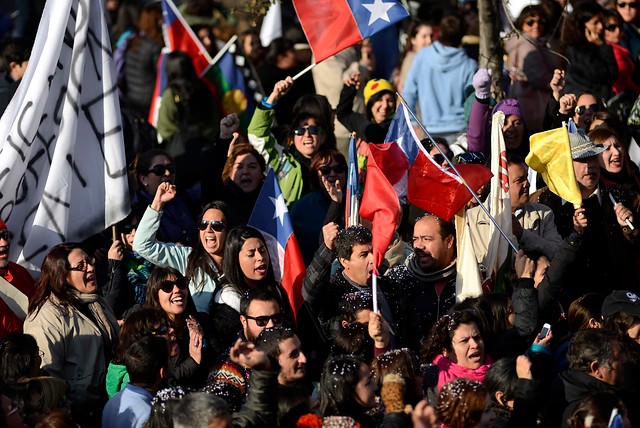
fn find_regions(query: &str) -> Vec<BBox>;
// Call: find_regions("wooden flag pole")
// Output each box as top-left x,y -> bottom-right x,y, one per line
397,93 -> 519,253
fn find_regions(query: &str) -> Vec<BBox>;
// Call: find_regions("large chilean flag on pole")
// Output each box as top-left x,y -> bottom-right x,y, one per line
292,0 -> 409,63
249,169 -> 306,319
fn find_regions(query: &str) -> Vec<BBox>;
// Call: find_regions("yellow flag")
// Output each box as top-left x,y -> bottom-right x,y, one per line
526,126 -> 582,208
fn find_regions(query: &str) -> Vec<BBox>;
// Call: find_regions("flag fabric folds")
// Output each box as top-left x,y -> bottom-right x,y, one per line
482,112 -> 515,293
345,133 -> 360,227
292,0 -> 409,63
359,142 -> 406,274
260,0 -> 283,48
526,125 -> 582,208
249,169 -> 306,319
390,103 -> 493,221
455,211 -> 483,301
0,0 -> 129,273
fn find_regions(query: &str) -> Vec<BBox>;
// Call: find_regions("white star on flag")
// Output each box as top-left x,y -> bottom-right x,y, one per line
270,194 -> 288,226
362,0 -> 395,25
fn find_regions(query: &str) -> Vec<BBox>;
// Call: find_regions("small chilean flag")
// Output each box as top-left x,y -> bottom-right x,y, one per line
292,0 -> 409,63
248,169 -> 306,320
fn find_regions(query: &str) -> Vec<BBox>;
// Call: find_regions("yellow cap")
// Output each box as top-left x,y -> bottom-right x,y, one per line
363,79 -> 395,105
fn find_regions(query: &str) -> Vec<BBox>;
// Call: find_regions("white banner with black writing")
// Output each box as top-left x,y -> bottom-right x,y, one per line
0,0 -> 129,273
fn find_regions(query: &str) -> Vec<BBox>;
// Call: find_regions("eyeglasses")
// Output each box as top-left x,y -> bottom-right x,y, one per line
244,313 -> 283,327
67,257 -> 96,272
605,23 -> 623,31
575,103 -> 601,115
0,230 -> 13,241
146,164 -> 176,176
159,277 -> 190,293
198,219 -> 226,232
525,18 -> 545,26
319,164 -> 346,175
292,126 -> 323,136
149,324 -> 168,336
432,154 -> 451,165
617,1 -> 638,8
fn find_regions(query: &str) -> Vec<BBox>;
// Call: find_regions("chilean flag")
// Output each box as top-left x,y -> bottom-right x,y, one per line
359,103 -> 492,272
292,0 -> 409,63
249,169 -> 306,319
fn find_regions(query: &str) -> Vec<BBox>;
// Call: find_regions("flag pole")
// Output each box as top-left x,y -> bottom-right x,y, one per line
292,62 -> 316,81
200,34 -> 238,78
372,273 -> 379,314
396,93 -> 519,253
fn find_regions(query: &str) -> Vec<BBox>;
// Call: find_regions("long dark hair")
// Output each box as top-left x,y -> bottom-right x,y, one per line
319,354 -> 371,422
28,243 -> 84,316
112,307 -> 167,364
562,2 -> 603,47
164,50 -> 213,124
0,333 -> 39,383
222,226 -> 276,295
145,267 -> 197,337
186,201 -> 231,291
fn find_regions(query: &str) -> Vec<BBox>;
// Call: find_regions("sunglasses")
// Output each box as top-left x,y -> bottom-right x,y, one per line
432,154 -> 452,165
198,219 -> 226,232
575,103 -> 601,115
605,23 -> 623,31
67,257 -> 96,272
146,164 -> 176,176
617,1 -> 638,8
319,164 -> 346,175
149,324 -> 168,336
159,277 -> 190,293
292,126 -> 323,136
244,313 -> 283,327
0,230 -> 13,241
525,18 -> 545,26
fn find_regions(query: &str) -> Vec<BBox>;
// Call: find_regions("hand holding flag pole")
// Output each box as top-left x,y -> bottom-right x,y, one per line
609,193 -> 635,230
396,93 -> 519,253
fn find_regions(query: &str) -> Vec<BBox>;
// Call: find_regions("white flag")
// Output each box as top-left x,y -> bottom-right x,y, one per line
0,0 -> 129,273
260,0 -> 282,48
483,112 -> 516,289
455,209 -> 482,301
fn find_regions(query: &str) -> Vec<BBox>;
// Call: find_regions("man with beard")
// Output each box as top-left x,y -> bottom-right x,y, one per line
204,288 -> 284,412
468,154 -> 562,266
385,214 -> 456,352
535,129 -> 640,305
0,219 -> 35,337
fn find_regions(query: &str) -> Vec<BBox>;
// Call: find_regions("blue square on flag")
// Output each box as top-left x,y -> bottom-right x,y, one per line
348,0 -> 409,39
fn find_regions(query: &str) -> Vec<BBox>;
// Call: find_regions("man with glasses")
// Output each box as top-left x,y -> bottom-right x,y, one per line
204,288 -> 285,411
0,219 -> 35,338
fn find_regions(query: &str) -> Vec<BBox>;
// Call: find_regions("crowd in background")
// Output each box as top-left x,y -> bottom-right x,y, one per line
2,0 -> 640,426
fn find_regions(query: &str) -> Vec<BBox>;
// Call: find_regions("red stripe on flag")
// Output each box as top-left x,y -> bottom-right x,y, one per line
292,0 -> 362,62
282,235 -> 306,321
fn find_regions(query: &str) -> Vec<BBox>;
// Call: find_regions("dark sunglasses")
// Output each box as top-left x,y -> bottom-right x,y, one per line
432,153 -> 452,165
617,1 -> 638,8
525,18 -> 545,26
149,324 -> 168,336
198,219 -> 226,232
67,257 -> 96,272
0,230 -> 13,241
319,164 -> 346,175
244,313 -> 283,327
605,23 -> 623,31
575,103 -> 601,115
159,277 -> 190,293
292,126 -> 323,136
146,164 -> 176,176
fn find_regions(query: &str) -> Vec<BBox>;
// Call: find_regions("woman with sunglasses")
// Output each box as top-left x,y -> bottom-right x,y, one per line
614,0 -> 640,60
248,77 -> 329,206
23,243 -> 119,426
134,181 -> 232,314
561,2 -> 618,102
603,9 -> 640,97
505,5 -> 560,132
144,266 -> 211,388
290,149 -> 347,265
132,149 -> 198,246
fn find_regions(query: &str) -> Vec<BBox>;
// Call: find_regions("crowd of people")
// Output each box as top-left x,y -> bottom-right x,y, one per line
2,0 -> 640,427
